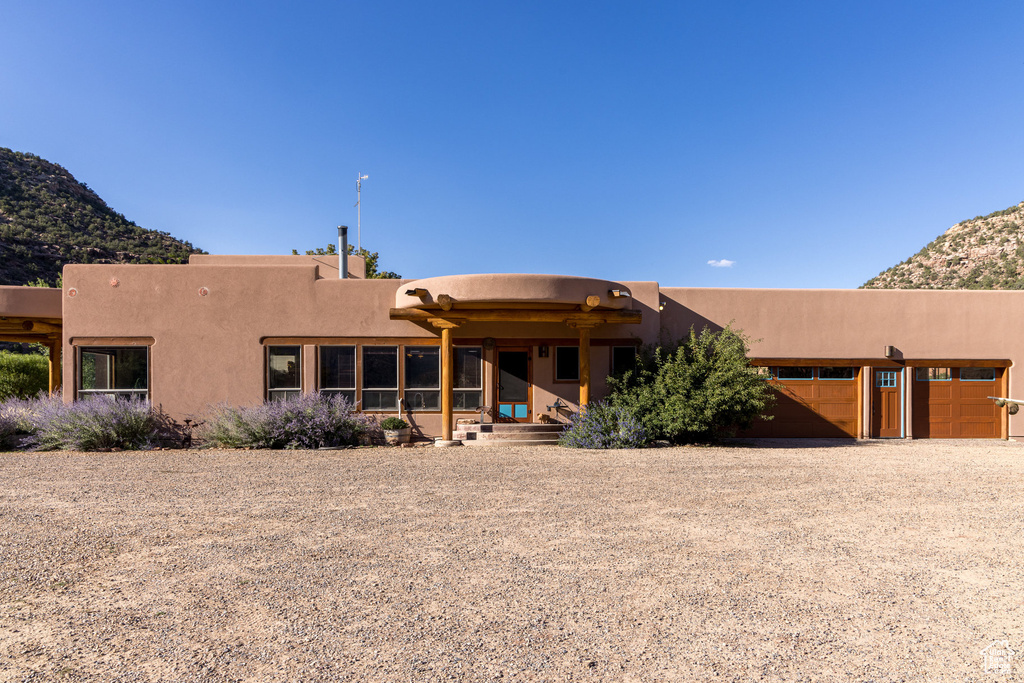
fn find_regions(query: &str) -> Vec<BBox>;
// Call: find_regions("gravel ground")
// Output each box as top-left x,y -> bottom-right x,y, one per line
2,439 -> 1024,682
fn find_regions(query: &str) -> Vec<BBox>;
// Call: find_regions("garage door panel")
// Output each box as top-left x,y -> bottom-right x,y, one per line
960,422 -> 997,437
818,384 -> 855,399
819,402 -> 856,419
960,384 -> 995,400
960,403 -> 997,418
912,367 -> 1002,439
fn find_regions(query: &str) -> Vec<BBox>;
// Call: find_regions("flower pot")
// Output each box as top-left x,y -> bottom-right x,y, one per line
384,427 -> 411,445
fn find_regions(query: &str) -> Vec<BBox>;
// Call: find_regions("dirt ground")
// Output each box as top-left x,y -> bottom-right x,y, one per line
2,440 -> 1023,682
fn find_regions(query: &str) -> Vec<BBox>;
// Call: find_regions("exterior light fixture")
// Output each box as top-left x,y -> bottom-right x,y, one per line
884,345 -> 895,359
659,301 -> 666,311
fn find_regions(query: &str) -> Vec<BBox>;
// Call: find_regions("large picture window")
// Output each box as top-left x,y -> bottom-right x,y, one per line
319,346 -> 356,404
267,346 -> 301,401
555,346 -> 580,382
362,346 -> 399,411
454,346 -> 483,410
78,347 -> 149,400
404,346 -> 440,411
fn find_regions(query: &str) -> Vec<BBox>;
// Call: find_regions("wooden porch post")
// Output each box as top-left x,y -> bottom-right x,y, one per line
47,337 -> 61,395
575,324 -> 595,408
430,319 -> 460,441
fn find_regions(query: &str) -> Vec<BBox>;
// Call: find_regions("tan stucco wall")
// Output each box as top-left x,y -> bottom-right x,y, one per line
58,259 -> 1024,439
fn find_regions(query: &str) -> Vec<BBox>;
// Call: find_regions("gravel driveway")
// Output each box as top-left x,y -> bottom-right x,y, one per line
2,440 -> 1023,681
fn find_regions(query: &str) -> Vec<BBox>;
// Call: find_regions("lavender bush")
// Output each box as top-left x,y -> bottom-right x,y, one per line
558,401 -> 647,449
0,402 -> 20,449
19,394 -> 158,451
202,393 -> 370,449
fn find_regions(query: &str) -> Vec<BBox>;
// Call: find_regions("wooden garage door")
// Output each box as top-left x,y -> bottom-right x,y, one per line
743,366 -> 859,438
912,367 -> 1002,438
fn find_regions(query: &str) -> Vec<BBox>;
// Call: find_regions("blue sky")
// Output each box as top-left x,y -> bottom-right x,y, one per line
3,1 -> 1023,287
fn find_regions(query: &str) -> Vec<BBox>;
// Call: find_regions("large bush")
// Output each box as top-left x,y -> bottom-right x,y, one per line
0,350 -> 49,401
558,401 -> 647,449
606,326 -> 775,443
13,394 -> 159,451
203,392 -> 370,449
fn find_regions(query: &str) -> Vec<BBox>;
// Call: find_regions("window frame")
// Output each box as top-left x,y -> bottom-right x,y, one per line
77,345 -> 150,401
403,345 -> 441,412
959,367 -> 996,382
267,345 -> 302,402
454,345 -> 483,411
817,366 -> 857,380
361,345 -> 400,412
774,366 -> 814,381
611,345 -> 638,377
554,345 -> 580,382
318,345 -> 357,404
915,367 -> 952,382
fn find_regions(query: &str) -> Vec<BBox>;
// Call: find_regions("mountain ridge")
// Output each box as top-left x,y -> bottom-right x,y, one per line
0,147 -> 203,286
862,201 -> 1024,289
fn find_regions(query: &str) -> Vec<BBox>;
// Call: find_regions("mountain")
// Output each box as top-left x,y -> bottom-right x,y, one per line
862,202 -> 1024,289
0,148 -> 203,286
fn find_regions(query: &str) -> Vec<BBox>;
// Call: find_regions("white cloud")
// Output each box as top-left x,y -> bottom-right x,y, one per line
707,259 -> 735,268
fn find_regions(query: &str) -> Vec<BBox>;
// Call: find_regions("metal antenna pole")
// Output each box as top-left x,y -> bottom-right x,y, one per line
356,173 -> 368,252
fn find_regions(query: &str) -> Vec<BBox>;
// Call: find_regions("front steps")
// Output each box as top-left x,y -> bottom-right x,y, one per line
453,422 -> 564,446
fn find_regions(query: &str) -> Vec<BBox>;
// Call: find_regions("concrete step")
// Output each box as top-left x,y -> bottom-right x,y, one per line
462,437 -> 560,447
458,423 -> 564,434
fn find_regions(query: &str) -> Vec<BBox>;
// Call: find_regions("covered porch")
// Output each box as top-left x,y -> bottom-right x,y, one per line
0,285 -> 64,394
389,274 -> 642,441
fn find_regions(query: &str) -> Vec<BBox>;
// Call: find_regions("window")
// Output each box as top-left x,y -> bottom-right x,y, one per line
775,367 -> 813,380
611,346 -> 637,376
454,346 -> 483,410
960,367 -> 996,381
555,346 -> 579,381
267,346 -> 301,401
915,367 -> 951,381
404,346 -> 440,411
362,346 -> 399,410
319,346 -> 356,404
818,366 -> 856,380
875,371 -> 898,388
78,347 -> 149,400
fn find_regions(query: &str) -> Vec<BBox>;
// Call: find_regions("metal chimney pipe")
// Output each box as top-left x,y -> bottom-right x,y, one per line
338,225 -> 348,279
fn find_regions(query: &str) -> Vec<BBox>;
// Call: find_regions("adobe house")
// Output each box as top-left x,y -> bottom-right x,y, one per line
1,251 -> 1020,441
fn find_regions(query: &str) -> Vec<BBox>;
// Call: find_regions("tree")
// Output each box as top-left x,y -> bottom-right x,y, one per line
291,244 -> 400,279
606,325 -> 776,443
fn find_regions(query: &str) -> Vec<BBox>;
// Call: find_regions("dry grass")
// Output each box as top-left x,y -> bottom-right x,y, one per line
2,440 -> 1023,681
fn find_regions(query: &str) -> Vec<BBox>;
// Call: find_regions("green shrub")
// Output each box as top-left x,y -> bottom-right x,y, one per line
0,350 -> 49,401
606,326 -> 776,444
380,417 -> 409,430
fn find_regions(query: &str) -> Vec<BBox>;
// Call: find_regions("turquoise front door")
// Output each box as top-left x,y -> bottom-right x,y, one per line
496,348 -> 531,422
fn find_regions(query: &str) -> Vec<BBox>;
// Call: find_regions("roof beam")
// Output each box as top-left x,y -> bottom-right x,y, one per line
389,308 -> 642,325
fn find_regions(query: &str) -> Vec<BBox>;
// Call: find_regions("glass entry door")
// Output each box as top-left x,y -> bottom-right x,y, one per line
496,348 -> 531,422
